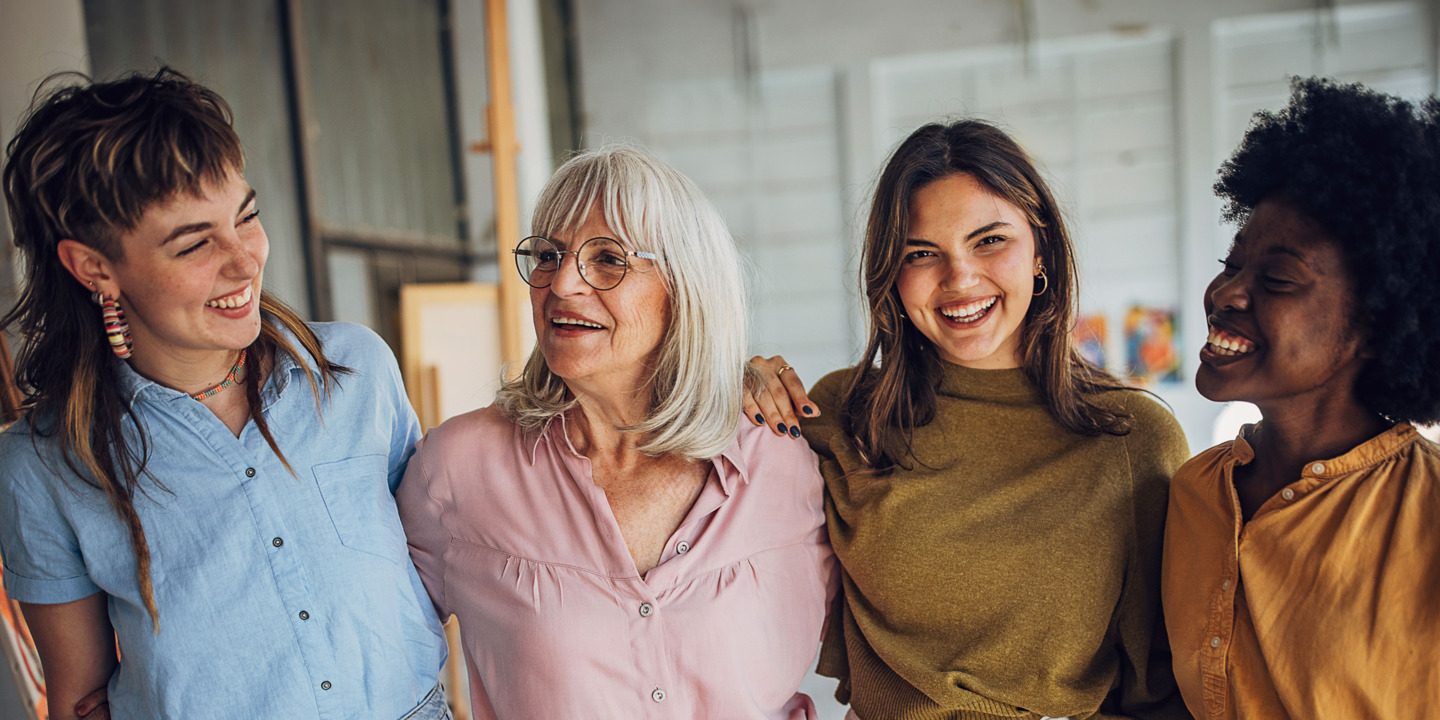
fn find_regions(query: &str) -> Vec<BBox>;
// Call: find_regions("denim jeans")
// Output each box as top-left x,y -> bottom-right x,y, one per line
399,684 -> 453,720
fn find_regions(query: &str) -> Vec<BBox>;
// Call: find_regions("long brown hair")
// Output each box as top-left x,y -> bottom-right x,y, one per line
841,120 -> 1133,472
1,68 -> 346,631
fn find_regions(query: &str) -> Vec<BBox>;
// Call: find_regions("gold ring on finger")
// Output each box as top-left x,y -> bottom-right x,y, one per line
777,364 -> 794,377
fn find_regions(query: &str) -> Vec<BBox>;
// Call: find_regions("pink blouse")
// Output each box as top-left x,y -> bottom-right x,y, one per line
396,406 -> 836,719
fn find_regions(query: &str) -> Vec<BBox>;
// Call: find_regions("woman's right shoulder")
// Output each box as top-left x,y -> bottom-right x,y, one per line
809,367 -> 858,415
800,367 -> 859,461
0,420 -> 70,496
1171,440 -> 1238,493
414,405 -> 531,475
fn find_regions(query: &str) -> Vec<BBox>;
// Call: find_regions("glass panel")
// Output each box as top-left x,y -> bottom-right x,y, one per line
328,248 -> 377,329
299,0 -> 462,245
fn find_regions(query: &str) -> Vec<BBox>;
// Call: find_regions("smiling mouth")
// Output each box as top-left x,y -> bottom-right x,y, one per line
551,316 -> 605,330
939,297 -> 996,325
1205,326 -> 1256,356
205,285 -> 253,309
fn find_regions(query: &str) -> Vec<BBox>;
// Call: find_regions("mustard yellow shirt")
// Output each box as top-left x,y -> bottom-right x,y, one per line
1162,422 -> 1440,719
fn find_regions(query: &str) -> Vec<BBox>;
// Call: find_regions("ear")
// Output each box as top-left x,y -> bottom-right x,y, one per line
56,239 -> 119,297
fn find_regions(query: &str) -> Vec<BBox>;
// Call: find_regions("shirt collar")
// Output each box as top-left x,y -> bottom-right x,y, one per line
1230,420 -> 1419,476
526,411 -> 752,496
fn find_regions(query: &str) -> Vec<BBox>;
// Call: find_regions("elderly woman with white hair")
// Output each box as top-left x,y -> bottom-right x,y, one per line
395,146 -> 836,718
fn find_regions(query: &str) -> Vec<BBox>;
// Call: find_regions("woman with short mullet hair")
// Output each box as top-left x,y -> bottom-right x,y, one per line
395,145 -> 835,719
0,69 -> 449,719
750,120 -> 1190,719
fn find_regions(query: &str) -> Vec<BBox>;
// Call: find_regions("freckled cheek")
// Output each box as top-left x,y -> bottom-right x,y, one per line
992,255 -> 1033,296
895,267 -> 935,314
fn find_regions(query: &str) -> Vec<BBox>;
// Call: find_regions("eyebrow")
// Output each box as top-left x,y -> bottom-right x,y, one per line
904,221 -> 1013,246
160,188 -> 257,246
1264,244 -> 1315,268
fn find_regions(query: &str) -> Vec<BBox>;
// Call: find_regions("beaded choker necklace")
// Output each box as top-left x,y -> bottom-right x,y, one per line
191,349 -> 248,401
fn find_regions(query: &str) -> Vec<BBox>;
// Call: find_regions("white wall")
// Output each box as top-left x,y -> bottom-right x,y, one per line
570,0 -> 1433,453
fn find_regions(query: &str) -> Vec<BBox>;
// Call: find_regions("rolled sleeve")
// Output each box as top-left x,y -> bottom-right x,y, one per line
0,449 -> 99,604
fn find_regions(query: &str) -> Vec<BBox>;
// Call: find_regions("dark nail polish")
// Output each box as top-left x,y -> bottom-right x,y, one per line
802,405 -> 815,415
776,422 -> 787,434
754,413 -> 764,424
789,425 -> 801,438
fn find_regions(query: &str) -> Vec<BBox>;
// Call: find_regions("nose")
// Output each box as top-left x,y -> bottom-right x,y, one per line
939,254 -> 977,291
1206,270 -> 1250,313
548,251 -> 591,296
219,225 -> 265,279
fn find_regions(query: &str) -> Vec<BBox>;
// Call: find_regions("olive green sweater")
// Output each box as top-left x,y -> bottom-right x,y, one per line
803,363 -> 1191,720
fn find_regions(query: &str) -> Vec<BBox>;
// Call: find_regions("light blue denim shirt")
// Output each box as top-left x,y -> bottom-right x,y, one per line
0,322 -> 446,719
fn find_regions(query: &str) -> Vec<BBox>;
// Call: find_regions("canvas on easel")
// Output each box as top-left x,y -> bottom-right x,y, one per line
399,282 -> 508,432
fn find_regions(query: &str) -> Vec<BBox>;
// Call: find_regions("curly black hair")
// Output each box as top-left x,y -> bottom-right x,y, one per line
1215,77 -> 1440,425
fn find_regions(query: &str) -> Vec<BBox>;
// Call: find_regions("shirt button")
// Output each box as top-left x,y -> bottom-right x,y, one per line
676,540 -> 690,554
1221,579 -> 1231,592
651,688 -> 666,703
1310,462 -> 1325,474
639,603 -> 653,617
272,537 -> 284,547
299,611 -> 309,620
1210,636 -> 1222,648
321,681 -> 331,690
245,467 -> 256,478
1281,488 -> 1296,501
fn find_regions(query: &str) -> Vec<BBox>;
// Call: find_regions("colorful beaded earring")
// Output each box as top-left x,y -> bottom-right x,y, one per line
93,291 -> 133,359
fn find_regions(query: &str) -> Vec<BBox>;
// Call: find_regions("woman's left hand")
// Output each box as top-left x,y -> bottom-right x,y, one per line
744,355 -> 818,438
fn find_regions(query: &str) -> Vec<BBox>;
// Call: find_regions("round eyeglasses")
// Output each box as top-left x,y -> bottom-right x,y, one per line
511,236 -> 661,291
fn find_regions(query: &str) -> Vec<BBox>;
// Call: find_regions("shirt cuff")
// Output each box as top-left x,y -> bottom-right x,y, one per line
3,567 -> 101,604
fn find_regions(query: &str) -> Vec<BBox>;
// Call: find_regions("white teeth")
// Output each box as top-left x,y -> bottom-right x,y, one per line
206,285 -> 253,309
940,297 -> 997,322
553,316 -> 604,329
1206,329 -> 1254,356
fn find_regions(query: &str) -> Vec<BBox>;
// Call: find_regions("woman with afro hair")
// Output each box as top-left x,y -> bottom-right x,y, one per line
1162,77 -> 1440,719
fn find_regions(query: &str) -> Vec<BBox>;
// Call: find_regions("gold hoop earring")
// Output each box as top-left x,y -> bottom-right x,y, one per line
1033,269 -> 1048,297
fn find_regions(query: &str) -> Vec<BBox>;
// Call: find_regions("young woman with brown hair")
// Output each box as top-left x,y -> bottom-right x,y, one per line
0,69 -> 448,719
750,120 -> 1189,719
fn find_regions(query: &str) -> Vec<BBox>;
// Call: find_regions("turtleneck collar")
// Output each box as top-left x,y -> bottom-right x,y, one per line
935,360 -> 1041,402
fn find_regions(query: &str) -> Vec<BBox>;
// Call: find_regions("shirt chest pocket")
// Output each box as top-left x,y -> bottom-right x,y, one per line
311,455 -> 407,564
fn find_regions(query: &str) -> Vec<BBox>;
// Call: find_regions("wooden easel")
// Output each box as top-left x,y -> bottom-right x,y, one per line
433,2 -> 527,718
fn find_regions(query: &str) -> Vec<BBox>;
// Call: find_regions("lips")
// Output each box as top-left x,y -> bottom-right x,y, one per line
548,311 -> 606,331
938,297 -> 997,325
1200,317 -> 1258,364
205,285 -> 253,309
